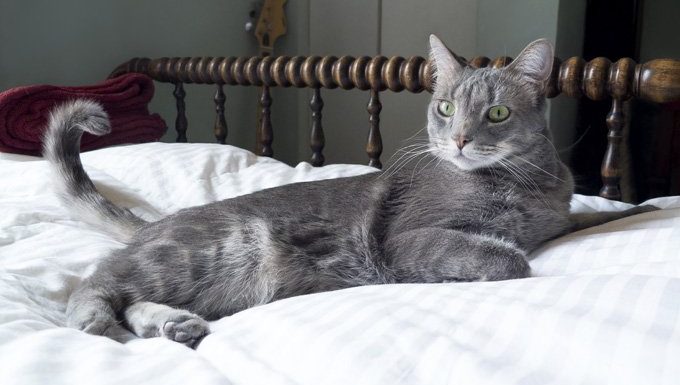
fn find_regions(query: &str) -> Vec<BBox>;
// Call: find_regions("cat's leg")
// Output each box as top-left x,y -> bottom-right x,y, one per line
67,250 -> 211,347
122,302 -> 210,348
387,228 -> 530,283
569,205 -> 659,232
66,284 -> 120,336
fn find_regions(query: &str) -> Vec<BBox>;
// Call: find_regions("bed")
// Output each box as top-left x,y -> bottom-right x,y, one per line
1,50 -> 680,385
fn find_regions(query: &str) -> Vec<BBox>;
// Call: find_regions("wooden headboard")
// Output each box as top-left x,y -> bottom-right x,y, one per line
108,54 -> 680,201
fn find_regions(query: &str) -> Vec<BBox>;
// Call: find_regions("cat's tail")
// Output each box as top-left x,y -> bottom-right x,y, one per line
43,99 -> 146,241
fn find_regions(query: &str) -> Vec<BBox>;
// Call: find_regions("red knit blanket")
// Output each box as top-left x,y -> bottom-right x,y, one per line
0,74 -> 167,155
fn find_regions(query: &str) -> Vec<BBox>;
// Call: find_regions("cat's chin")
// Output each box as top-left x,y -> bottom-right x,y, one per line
432,147 -> 505,171
450,158 -> 478,171
445,154 -> 495,171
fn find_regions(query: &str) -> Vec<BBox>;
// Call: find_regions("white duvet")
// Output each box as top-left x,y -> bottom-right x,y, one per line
1,143 -> 678,385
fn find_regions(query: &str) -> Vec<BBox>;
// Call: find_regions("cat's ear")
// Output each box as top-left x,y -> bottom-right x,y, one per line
429,34 -> 466,89
505,39 -> 554,84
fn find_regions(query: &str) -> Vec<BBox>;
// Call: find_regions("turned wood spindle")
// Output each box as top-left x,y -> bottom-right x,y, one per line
257,85 -> 273,157
309,87 -> 325,166
599,98 -> 625,200
213,84 -> 227,144
366,89 -> 383,169
173,82 -> 188,142
600,97 -> 626,200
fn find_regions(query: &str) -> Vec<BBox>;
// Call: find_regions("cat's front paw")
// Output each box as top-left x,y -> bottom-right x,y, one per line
632,205 -> 660,214
161,313 -> 210,348
441,277 -> 477,283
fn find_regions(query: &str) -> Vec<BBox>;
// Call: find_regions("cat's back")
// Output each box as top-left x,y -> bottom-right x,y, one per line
134,171 -> 391,243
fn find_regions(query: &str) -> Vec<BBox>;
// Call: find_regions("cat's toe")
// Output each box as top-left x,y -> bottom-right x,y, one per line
161,314 -> 210,348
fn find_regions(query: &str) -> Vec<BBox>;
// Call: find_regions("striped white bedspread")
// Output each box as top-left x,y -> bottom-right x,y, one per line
1,143 -> 678,385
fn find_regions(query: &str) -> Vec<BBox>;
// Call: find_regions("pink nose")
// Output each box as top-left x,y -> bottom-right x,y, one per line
455,136 -> 472,149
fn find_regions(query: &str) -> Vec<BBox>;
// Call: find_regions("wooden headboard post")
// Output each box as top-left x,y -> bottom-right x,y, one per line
172,82 -> 188,143
108,55 -> 680,200
213,84 -> 227,144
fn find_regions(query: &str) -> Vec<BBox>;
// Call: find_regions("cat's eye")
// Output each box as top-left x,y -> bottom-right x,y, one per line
488,105 -> 510,122
437,100 -> 455,117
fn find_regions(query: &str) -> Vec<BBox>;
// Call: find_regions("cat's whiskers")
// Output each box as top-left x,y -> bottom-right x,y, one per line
381,126 -> 431,169
402,126 -> 428,142
381,132 -> 454,180
534,132 -> 560,157
384,151 -> 433,180
392,143 -> 432,153
501,158 -> 543,193
512,154 -> 564,182
409,153 -> 440,187
380,146 -> 435,179
497,159 -> 542,204
497,158 -> 554,210
382,142 -> 431,170
495,141 -> 560,186
495,155 -> 535,192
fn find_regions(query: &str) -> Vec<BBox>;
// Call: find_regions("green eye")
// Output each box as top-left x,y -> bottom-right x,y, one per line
488,105 -> 510,122
437,100 -> 455,117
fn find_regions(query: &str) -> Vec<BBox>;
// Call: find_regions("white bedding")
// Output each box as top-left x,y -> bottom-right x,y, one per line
1,142 -> 678,385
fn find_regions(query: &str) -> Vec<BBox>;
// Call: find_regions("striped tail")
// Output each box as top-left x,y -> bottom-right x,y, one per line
42,99 -> 145,241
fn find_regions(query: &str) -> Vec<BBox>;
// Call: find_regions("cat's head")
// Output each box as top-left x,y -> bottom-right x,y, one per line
427,35 -> 554,170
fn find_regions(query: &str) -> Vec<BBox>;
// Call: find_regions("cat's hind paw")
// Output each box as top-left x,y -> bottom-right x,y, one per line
161,313 -> 210,348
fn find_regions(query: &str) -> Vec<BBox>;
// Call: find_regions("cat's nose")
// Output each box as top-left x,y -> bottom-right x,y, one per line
454,136 -> 473,149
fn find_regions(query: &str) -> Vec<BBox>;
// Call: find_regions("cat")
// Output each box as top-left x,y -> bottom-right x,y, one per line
45,36 -> 652,348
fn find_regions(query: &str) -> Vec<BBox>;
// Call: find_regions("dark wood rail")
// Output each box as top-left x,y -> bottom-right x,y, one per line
109,55 -> 680,101
109,55 -> 680,201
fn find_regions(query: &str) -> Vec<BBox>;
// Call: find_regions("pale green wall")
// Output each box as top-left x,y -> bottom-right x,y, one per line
0,0 -> 301,161
302,0 -> 585,165
380,0 -> 478,168
639,0 -> 680,62
477,0 -> 586,162
304,0 -> 478,166
0,0 -> 592,167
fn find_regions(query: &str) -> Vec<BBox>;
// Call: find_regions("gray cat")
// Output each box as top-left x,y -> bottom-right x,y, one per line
44,36 -> 650,348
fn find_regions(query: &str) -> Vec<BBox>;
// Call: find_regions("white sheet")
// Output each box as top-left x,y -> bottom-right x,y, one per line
1,143 -> 678,385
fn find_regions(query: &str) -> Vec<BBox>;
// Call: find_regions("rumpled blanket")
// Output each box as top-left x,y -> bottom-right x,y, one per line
0,73 -> 166,155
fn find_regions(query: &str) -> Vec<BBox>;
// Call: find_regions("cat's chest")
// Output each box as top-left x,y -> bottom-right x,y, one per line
440,177 -> 521,222
393,172 -> 523,230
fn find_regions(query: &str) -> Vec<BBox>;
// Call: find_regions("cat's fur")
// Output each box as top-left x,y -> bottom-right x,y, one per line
46,36 -> 649,348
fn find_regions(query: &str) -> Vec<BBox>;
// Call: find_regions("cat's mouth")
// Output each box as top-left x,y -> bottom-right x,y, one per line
433,144 -> 505,171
